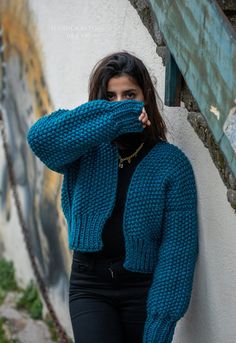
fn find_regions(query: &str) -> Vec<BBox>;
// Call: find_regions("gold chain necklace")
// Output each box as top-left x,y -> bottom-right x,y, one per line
118,142 -> 145,168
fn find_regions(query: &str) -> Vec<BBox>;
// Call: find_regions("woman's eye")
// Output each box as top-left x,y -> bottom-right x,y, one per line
106,94 -> 114,100
127,93 -> 135,98
106,93 -> 135,100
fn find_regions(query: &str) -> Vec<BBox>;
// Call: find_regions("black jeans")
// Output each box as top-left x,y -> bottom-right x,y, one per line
69,251 -> 153,343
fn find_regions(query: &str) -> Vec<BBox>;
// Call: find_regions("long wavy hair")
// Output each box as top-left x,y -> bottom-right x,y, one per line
88,50 -> 167,144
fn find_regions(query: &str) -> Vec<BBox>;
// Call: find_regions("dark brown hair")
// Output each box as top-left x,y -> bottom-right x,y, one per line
88,50 -> 167,144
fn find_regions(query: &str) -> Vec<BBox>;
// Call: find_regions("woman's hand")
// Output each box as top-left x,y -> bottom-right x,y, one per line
139,107 -> 151,128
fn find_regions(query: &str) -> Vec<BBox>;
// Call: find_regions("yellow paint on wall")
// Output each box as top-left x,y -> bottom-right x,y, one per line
0,0 -> 71,275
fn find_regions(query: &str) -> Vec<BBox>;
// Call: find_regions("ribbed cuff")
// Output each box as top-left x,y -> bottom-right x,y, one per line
143,315 -> 177,343
109,100 -> 144,135
69,213 -> 106,251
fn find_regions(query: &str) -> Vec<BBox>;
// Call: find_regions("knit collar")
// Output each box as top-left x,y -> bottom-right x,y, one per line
112,131 -> 146,153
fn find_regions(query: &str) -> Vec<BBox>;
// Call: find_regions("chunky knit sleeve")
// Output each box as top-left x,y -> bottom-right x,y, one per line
26,99 -> 144,173
143,151 -> 199,343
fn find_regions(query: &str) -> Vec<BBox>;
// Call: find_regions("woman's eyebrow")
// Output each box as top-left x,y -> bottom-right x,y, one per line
107,89 -> 137,93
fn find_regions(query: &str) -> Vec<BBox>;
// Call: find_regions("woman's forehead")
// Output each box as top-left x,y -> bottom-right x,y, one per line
107,75 -> 139,90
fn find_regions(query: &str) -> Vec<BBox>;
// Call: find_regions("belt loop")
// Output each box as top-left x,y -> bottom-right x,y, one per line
108,262 -> 115,278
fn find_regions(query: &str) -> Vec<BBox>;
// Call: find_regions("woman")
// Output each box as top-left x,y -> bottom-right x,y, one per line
27,51 -> 199,343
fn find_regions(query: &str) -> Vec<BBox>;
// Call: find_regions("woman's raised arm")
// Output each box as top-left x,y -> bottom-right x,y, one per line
26,99 -> 144,173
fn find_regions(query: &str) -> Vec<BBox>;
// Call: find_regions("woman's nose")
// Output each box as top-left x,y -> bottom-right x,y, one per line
117,96 -> 125,101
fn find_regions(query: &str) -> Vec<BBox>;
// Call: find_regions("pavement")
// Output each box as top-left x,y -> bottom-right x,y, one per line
0,291 -> 56,343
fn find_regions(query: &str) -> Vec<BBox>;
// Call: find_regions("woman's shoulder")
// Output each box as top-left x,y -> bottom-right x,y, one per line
152,140 -> 195,173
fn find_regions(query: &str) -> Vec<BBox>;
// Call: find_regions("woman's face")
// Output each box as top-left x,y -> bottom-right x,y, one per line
107,75 -> 147,150
106,75 -> 145,102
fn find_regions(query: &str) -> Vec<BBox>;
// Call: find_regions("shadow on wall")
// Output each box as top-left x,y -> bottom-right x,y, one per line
0,0 -> 71,294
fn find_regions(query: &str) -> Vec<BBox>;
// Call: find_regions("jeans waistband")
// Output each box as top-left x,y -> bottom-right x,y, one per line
73,250 -> 125,269
72,250 -> 153,280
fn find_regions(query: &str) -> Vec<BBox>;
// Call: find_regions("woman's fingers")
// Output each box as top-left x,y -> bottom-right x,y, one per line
139,108 -> 151,127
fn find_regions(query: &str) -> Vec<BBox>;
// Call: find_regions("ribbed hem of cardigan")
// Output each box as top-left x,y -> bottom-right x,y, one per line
143,315 -> 177,343
123,236 -> 159,272
110,100 -> 144,135
69,213 -> 107,251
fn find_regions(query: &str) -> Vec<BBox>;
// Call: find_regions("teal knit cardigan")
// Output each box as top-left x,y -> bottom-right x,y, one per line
27,99 -> 199,343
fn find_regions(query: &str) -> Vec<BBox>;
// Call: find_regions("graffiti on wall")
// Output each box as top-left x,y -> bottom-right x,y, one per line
0,0 -> 71,296
223,100 -> 236,155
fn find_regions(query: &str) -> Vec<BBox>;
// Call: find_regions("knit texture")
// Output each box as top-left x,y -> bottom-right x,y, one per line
27,99 -> 199,343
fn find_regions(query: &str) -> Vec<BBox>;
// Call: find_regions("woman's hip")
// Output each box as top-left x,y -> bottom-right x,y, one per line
69,250 -> 153,300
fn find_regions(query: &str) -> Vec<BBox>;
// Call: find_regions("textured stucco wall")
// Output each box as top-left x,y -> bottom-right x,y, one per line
0,0 -> 236,342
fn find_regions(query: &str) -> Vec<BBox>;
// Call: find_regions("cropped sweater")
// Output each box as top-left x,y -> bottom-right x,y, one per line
84,132 -> 157,259
26,99 -> 199,343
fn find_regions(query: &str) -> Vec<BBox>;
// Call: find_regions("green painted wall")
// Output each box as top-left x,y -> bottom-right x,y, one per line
149,0 -> 236,177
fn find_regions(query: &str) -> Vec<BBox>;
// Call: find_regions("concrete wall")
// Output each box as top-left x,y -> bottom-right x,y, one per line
0,0 -> 236,342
